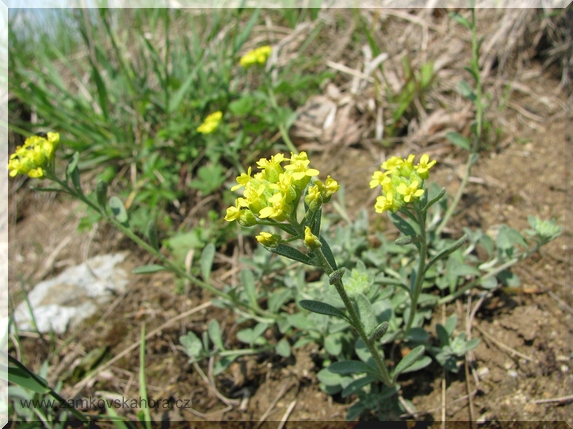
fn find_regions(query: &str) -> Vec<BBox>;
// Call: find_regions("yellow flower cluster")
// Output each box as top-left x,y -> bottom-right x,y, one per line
370,154 -> 436,214
239,46 -> 272,68
7,132 -> 60,179
197,111 -> 222,134
225,152 -> 339,227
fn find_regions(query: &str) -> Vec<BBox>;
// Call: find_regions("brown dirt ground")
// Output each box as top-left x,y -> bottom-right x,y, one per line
7,9 -> 573,427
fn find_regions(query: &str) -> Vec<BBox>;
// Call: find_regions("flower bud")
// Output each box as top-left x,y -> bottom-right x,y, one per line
304,226 -> 322,250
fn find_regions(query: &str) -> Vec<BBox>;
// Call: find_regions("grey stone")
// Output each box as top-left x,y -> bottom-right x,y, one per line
13,253 -> 129,334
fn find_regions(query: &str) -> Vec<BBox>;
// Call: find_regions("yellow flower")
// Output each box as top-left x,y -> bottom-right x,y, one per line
381,156 -> 403,173
240,45 -> 272,68
259,192 -> 289,221
304,226 -> 321,250
284,151 -> 319,181
225,200 -> 242,222
369,170 -> 391,189
374,192 -> 395,213
257,153 -> 286,183
197,111 -> 223,134
7,132 -> 60,179
415,154 -> 436,179
231,167 -> 253,191
396,180 -> 424,203
256,231 -> 281,248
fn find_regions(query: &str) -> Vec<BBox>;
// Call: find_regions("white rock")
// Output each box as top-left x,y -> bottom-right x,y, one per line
12,253 -> 129,334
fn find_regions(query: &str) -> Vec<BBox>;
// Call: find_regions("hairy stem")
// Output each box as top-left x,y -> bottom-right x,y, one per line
312,247 -> 394,387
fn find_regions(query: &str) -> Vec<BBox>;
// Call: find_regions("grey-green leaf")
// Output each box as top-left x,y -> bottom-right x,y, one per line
355,293 -> 377,335
208,319 -> 224,351
132,264 -> 167,274
109,196 -> 128,225
180,332 -> 203,358
341,375 -> 376,398
328,360 -> 379,377
392,345 -> 425,381
96,180 -> 108,209
270,244 -> 313,265
275,339 -> 291,358
200,243 -> 215,281
298,300 -> 348,321
446,131 -> 471,150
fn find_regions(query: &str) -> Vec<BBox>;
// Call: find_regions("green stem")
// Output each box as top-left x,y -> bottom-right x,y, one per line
312,248 -> 394,387
402,207 -> 428,336
47,175 -> 276,321
8,355 -> 89,423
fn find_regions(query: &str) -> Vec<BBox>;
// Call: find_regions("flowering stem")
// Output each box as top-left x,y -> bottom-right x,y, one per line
402,207 -> 428,337
312,246 -> 394,387
47,174 -> 276,320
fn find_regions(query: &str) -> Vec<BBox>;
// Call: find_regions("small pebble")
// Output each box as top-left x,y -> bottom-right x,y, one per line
504,361 -> 513,370
560,365 -> 569,373
477,367 -> 490,378
507,369 -> 518,378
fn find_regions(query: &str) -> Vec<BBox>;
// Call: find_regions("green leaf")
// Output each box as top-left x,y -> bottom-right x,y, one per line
497,225 -> 528,250
328,360 -> 379,376
389,212 -> 417,237
96,180 -> 108,209
213,356 -> 237,376
268,288 -> 291,313
270,244 -> 313,265
451,264 -> 480,277
449,12 -> 471,29
109,196 -> 129,225
145,220 -> 159,250
480,276 -> 498,289
341,374 -> 376,398
298,300 -> 348,321
392,345 -> 425,381
66,152 -> 82,192
446,131 -> 471,150
498,270 -> 520,287
400,356 -> 432,374
355,293 -> 377,335
132,265 -> 167,274
320,236 -> 338,270
208,320 -> 224,351
436,324 -> 450,347
233,8 -> 260,53
229,96 -> 255,116
240,269 -> 259,309
324,333 -> 343,356
180,332 -> 203,358
275,339 -> 291,358
317,368 -> 343,386
404,327 -> 428,343
422,187 -> 446,211
445,314 -> 457,336
8,366 -> 49,394
458,80 -> 476,101
426,235 -> 468,271
200,243 -> 215,281
346,401 -> 367,421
